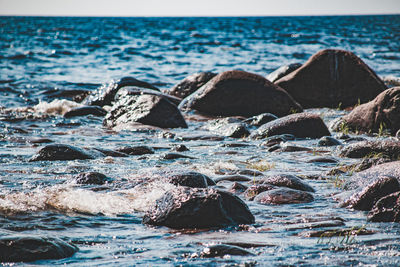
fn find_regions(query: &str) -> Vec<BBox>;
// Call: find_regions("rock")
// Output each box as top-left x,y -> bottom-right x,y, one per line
261,134 -> 295,147
29,144 -> 98,161
73,172 -> 113,185
176,133 -> 225,141
333,87 -> 400,135
162,152 -> 196,160
179,70 -> 303,117
103,94 -> 187,129
214,175 -> 251,183
242,113 -> 278,127
204,117 -> 250,138
266,63 -> 302,82
84,76 -> 159,106
341,176 -> 400,211
244,184 -> 276,200
250,113 -> 330,139
142,187 -> 255,229
171,144 -> 189,152
229,182 -> 248,194
201,244 -> 254,258
275,49 -> 387,108
307,157 -> 338,164
168,72 -> 217,99
254,188 -> 314,205
118,86 -> 182,106
0,235 -> 78,262
368,191 -> 400,222
273,144 -> 312,152
339,140 -> 400,159
261,174 -> 315,192
92,148 -> 129,157
63,105 -> 107,118
166,172 -> 209,188
115,145 -> 155,155
318,136 -> 342,146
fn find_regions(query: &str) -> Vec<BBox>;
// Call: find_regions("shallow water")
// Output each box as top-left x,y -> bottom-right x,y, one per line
1,16 -> 400,266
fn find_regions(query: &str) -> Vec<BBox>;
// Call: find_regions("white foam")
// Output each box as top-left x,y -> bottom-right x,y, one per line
33,99 -> 82,115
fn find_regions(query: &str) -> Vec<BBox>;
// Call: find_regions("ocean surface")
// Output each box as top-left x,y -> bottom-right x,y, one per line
1,15 -> 400,266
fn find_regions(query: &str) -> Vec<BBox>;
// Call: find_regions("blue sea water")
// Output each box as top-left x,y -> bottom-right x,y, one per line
0,15 -> 400,266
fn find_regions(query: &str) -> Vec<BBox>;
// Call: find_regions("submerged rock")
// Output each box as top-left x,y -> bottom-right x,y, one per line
318,136 -> 342,146
84,76 -> 159,106
168,72 -> 217,99
332,87 -> 400,135
143,187 -> 255,229
254,187 -> 314,205
166,171 -> 209,188
162,152 -> 196,160
179,70 -> 303,117
63,105 -> 107,118
261,174 -> 315,192
0,235 -> 78,262
201,244 -> 254,258
115,145 -> 155,155
368,191 -> 400,222
275,49 -> 386,108
266,63 -> 302,83
29,144 -> 98,161
204,117 -> 250,138
250,113 -> 330,139
242,113 -> 278,127
104,94 -> 187,129
73,172 -> 113,185
339,140 -> 400,159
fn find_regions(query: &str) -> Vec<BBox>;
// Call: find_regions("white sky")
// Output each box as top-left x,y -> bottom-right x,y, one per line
0,0 -> 399,16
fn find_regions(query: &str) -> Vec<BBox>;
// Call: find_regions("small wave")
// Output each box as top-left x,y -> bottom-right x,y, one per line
32,99 -> 82,115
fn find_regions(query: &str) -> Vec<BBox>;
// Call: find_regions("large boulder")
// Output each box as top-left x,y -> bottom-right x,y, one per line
143,187 -> 255,229
179,70 -> 303,117
250,113 -> 330,139
368,191 -> 400,222
103,93 -> 187,129
339,140 -> 400,160
0,235 -> 78,262
333,87 -> 400,135
84,76 -> 159,106
266,63 -> 302,83
168,72 -> 217,99
275,49 -> 387,108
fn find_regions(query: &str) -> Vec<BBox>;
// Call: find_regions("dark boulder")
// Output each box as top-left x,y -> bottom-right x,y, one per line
166,171 -> 209,188
201,244 -> 254,257
339,140 -> 400,160
171,144 -> 189,152
275,49 -> 387,108
244,184 -> 276,200
0,235 -> 78,262
118,86 -> 182,106
204,117 -> 250,138
318,136 -> 342,146
254,188 -> 314,205
179,70 -> 303,117
29,144 -> 98,161
168,72 -> 217,99
368,191 -> 400,222
162,152 -> 196,160
332,87 -> 400,135
266,63 -> 302,82
261,174 -> 315,192
341,176 -> 400,211
84,76 -> 159,106
143,187 -> 255,229
73,172 -> 113,185
115,145 -> 155,155
63,105 -> 107,118
103,94 -> 187,129
242,113 -> 278,127
250,113 -> 330,139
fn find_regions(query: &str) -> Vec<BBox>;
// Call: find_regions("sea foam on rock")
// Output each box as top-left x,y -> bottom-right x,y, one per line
143,187 -> 255,229
275,49 -> 387,108
179,70 -> 303,117
250,112 -> 330,139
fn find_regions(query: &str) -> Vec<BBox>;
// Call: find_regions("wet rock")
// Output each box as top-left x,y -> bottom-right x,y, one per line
318,136 -> 342,146
117,86 -> 182,106
368,191 -> 400,222
166,172 -> 209,188
179,70 -> 303,117
254,188 -> 314,205
93,148 -> 128,157
244,184 -> 276,200
229,182 -> 248,194
29,144 -> 98,161
250,113 -> 330,139
261,174 -> 315,192
73,172 -> 113,185
267,63 -> 302,83
143,187 -> 255,229
29,138 -> 54,144
332,87 -> 400,135
237,169 -> 264,176
274,144 -> 312,152
176,133 -> 225,141
299,227 -> 373,238
115,145 -> 155,155
341,176 -> 400,211
201,244 -> 254,258
261,134 -> 295,147
214,175 -> 251,183
275,49 -> 387,108
0,235 -> 78,262
307,157 -> 338,164
162,152 -> 196,160
168,72 -> 217,99
171,144 -> 189,152
242,113 -> 278,127
41,88 -> 91,103
84,76 -> 159,106
339,140 -> 400,160
63,105 -> 107,118
104,94 -> 187,129
204,117 -> 250,138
